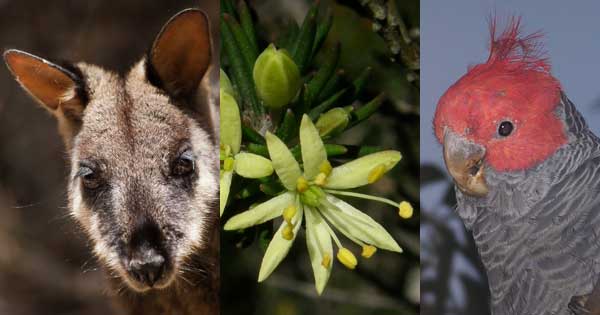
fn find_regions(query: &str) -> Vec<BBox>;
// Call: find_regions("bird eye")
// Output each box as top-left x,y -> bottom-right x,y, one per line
498,121 -> 514,137
172,150 -> 195,177
78,166 -> 102,190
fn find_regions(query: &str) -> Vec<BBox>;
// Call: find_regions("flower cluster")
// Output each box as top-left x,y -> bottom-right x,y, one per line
220,0 -> 414,294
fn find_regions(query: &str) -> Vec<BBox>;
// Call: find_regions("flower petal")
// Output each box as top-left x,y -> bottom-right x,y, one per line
234,152 -> 274,178
266,132 -> 302,191
224,192 -> 295,230
300,115 -> 327,180
304,206 -> 333,295
320,195 -> 402,252
220,68 -> 234,96
220,90 -> 242,154
219,170 -> 233,216
325,150 -> 401,189
258,202 -> 304,282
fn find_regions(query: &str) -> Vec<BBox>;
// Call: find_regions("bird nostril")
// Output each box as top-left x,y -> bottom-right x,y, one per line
468,160 -> 482,177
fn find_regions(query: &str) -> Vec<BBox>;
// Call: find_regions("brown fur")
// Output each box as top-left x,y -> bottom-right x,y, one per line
4,9 -> 218,315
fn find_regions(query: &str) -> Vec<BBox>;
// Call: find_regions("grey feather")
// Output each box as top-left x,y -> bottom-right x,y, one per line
456,93 -> 600,315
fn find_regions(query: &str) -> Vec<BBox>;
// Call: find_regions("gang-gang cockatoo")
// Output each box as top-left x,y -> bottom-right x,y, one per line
433,17 -> 600,315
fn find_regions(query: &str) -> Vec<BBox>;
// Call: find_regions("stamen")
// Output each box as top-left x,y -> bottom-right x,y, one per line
325,189 -> 399,208
367,164 -> 386,184
296,176 -> 309,193
361,245 -> 377,258
337,248 -> 357,269
321,254 -> 331,268
319,160 -> 332,176
314,172 -> 328,186
398,201 -> 414,219
282,224 -> 294,240
223,157 -> 235,172
222,144 -> 232,158
322,218 -> 342,248
282,205 -> 297,224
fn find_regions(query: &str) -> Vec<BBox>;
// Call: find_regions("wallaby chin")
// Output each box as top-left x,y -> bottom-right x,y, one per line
5,8 -> 218,315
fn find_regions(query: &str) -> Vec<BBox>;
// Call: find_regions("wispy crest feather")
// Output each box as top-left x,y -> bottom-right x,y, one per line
487,15 -> 550,72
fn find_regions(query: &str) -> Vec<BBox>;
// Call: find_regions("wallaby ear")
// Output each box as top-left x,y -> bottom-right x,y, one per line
147,9 -> 211,98
4,49 -> 88,145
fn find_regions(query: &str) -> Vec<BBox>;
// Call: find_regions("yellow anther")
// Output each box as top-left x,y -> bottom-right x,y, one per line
367,164 -> 386,184
321,254 -> 331,268
336,248 -> 357,270
282,224 -> 294,240
398,201 -> 414,219
319,160 -> 333,176
282,205 -> 297,223
361,245 -> 377,258
296,176 -> 309,192
222,144 -> 232,157
314,172 -> 328,186
223,157 -> 235,172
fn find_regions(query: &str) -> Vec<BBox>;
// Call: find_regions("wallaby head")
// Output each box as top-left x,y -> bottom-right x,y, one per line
4,8 -> 218,294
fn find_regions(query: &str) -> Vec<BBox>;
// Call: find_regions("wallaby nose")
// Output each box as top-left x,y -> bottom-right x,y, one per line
128,245 -> 166,286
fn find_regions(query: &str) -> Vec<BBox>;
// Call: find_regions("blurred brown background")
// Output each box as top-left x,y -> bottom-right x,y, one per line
0,1 -> 216,314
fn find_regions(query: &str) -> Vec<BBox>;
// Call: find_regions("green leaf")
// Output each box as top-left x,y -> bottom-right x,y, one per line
225,13 -> 258,74
304,207 -> 333,295
220,90 -> 241,154
246,143 -> 269,157
305,43 -> 340,107
238,0 -> 260,58
220,0 -> 236,17
318,69 -> 343,103
352,67 -> 372,97
258,202 -> 304,282
291,3 -> 317,73
321,195 -> 401,252
349,93 -> 385,127
221,15 -> 263,115
241,125 -> 266,144
308,88 -> 347,121
266,132 -> 302,191
219,170 -> 233,216
326,150 -> 401,189
275,109 -> 297,142
311,12 -> 333,59
234,152 -> 273,178
224,192 -> 295,230
299,115 -> 327,180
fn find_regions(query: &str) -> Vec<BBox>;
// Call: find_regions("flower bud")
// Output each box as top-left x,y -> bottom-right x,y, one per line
315,107 -> 350,137
253,44 -> 301,109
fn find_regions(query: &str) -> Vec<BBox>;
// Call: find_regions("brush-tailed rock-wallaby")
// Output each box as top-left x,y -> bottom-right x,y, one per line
4,8 -> 218,315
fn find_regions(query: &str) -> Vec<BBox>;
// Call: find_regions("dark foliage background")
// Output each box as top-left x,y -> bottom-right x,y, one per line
220,1 -> 420,314
0,1 -> 217,314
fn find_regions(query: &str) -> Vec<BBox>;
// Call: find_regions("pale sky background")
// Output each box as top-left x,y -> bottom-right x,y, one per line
421,1 -> 600,312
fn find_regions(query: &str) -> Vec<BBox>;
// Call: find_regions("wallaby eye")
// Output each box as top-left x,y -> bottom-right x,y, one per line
498,121 -> 514,137
172,150 -> 195,177
78,165 -> 102,190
